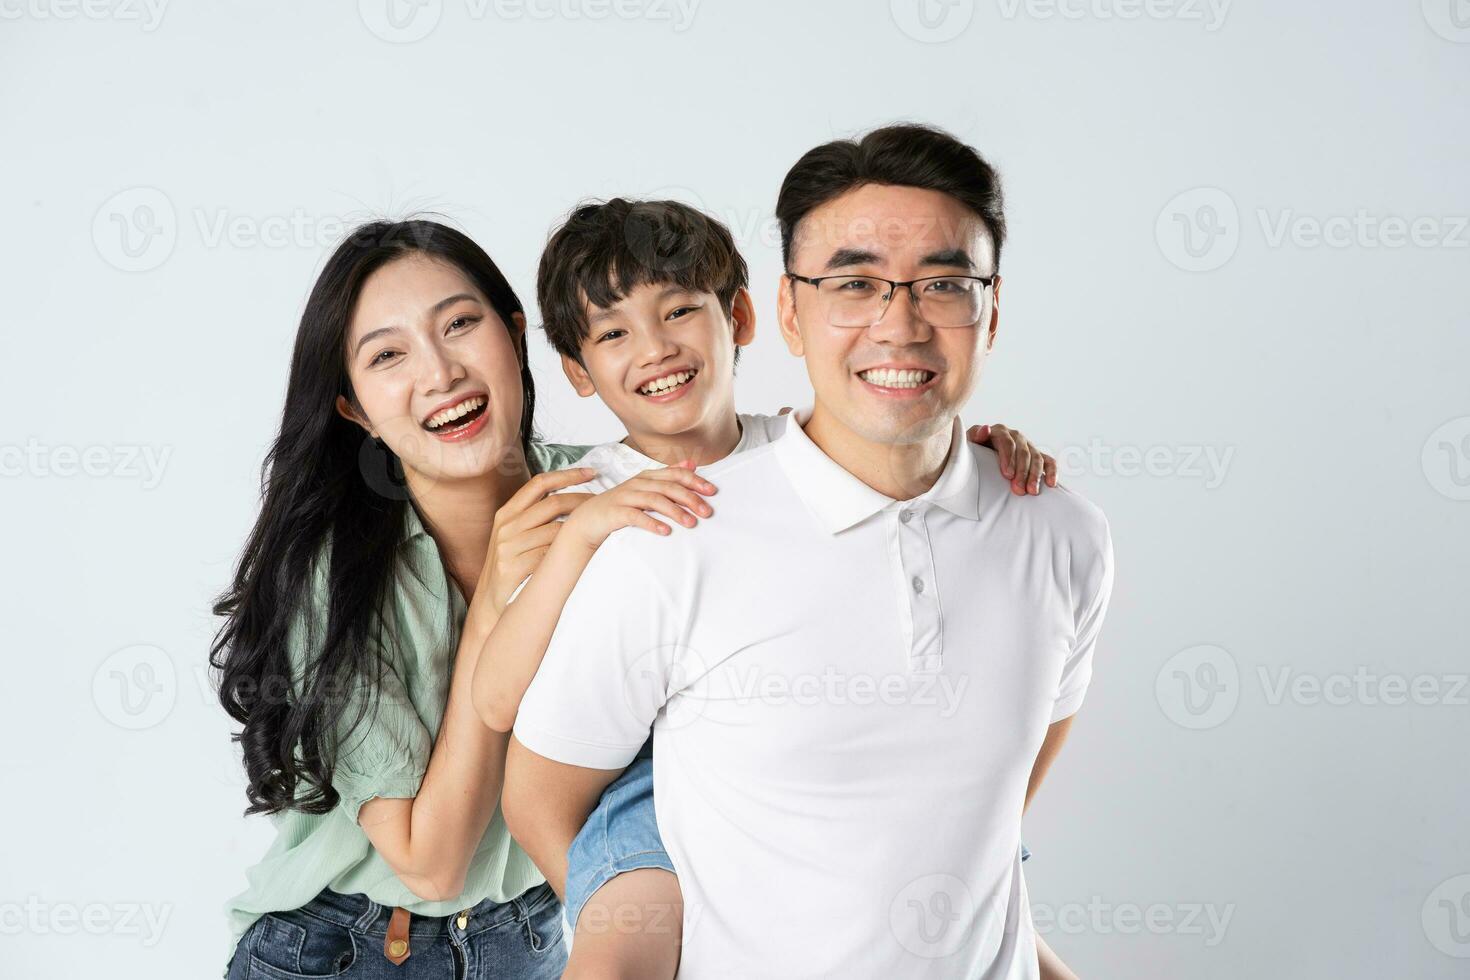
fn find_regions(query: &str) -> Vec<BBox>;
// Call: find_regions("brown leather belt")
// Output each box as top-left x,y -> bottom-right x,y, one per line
384,906 -> 411,965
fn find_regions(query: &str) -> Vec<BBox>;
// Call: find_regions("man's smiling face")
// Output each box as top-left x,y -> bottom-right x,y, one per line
777,182 -> 1000,448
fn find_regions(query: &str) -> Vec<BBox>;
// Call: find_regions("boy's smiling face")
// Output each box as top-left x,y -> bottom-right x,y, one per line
560,281 -> 755,450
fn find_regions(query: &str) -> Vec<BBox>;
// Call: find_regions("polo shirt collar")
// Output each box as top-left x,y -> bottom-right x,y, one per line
773,405 -> 982,534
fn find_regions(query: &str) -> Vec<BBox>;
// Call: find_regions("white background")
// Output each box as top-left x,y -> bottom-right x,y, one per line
3,1 -> 1468,977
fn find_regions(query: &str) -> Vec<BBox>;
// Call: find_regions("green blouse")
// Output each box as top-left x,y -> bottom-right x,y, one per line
223,441 -> 594,968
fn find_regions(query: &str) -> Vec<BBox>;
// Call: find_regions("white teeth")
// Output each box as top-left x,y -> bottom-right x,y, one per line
426,396 -> 486,429
638,369 -> 695,395
859,368 -> 934,389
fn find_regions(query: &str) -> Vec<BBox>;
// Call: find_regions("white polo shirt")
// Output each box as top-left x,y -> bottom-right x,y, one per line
515,407 -> 1114,980
554,411 -> 788,491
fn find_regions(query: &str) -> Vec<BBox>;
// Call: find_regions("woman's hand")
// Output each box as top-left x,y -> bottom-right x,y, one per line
966,423 -> 1058,495
562,462 -> 718,552
478,467 -> 597,615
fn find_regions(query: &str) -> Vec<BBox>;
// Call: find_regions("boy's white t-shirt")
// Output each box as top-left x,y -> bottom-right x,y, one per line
553,411 -> 789,491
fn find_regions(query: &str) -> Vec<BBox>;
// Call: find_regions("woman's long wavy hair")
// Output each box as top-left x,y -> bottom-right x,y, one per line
211,220 -> 538,816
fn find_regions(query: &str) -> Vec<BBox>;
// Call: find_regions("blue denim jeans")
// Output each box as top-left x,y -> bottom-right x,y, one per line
226,882 -> 565,979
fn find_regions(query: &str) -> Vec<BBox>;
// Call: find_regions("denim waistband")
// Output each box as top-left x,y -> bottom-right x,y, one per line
293,883 -> 557,942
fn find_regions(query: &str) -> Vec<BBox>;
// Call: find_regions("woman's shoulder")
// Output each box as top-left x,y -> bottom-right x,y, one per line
529,439 -> 598,473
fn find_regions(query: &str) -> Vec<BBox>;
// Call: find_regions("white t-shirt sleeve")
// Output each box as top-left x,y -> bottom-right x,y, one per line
1051,512 -> 1115,723
513,533 -> 676,770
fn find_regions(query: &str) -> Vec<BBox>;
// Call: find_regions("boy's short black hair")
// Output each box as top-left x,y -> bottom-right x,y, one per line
537,198 -> 749,365
775,123 -> 1006,271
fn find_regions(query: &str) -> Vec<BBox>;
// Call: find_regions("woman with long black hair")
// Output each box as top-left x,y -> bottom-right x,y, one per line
212,219 -> 594,978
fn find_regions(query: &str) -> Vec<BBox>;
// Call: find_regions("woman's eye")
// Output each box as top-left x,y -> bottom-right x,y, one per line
370,350 -> 398,366
448,314 -> 480,332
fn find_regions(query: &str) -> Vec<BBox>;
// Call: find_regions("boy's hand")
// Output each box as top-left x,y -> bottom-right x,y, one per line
479,468 -> 597,615
967,423 -> 1058,496
563,462 -> 717,552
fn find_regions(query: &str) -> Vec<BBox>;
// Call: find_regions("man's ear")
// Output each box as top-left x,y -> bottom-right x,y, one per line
729,287 -> 757,349
775,275 -> 805,357
335,394 -> 374,436
984,275 -> 1002,353
560,351 -> 597,397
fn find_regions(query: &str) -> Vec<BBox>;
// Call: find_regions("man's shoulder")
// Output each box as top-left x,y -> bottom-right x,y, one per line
967,442 -> 1111,551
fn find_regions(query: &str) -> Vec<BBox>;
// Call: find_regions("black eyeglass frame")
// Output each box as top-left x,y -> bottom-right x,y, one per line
784,272 -> 998,327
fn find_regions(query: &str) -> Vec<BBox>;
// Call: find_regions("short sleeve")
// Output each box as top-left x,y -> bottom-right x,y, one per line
513,534 -> 675,770
1051,513 -> 1115,723
286,557 -> 433,823
528,440 -> 597,473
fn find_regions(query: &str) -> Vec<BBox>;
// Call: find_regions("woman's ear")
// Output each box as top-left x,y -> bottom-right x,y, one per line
336,395 -> 374,436
510,311 -> 528,343
559,352 -> 597,398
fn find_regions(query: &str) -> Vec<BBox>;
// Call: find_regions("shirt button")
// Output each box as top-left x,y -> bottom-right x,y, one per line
912,576 -> 925,594
899,510 -> 912,524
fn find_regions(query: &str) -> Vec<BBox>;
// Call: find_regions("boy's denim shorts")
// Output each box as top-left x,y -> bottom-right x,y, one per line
564,741 -> 675,929
562,739 -> 1032,929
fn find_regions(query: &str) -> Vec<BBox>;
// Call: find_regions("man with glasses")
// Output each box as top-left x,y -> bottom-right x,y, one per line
509,123 -> 1114,978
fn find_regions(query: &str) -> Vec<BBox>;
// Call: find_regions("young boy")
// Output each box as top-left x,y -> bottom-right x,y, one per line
471,198 -> 1064,978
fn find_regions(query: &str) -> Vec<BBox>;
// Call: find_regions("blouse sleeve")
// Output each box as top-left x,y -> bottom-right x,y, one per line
528,440 -> 598,473
287,557 -> 433,824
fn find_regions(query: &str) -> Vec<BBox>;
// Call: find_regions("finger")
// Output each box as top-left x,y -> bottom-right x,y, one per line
625,481 -> 711,519
628,490 -> 704,527
967,423 -> 992,446
501,521 -> 561,558
1011,440 -> 1035,493
1042,453 -> 1058,488
991,425 -> 1015,478
637,468 -> 718,496
778,406 -> 793,415
506,468 -> 598,512
1026,448 -> 1044,495
618,507 -> 673,537
513,491 -> 595,531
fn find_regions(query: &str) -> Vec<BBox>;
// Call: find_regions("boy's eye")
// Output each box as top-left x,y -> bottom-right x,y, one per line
667,305 -> 700,320
597,329 -> 626,342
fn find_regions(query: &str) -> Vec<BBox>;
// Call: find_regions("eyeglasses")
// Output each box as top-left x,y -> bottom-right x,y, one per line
786,272 -> 996,329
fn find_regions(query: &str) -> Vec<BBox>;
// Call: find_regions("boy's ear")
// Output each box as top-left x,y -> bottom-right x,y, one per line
560,351 -> 598,397
775,275 -> 805,357
729,287 -> 757,349
336,395 -> 374,436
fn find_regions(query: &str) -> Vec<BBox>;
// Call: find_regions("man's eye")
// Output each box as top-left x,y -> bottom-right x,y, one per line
836,279 -> 875,293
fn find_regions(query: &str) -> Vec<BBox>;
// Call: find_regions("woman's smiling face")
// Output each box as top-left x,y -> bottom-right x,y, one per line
338,252 -> 527,489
